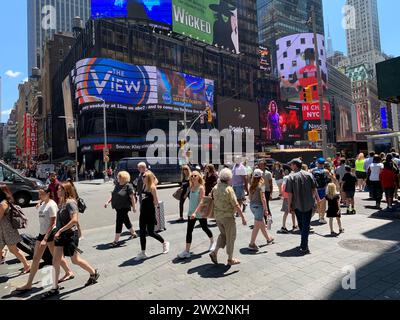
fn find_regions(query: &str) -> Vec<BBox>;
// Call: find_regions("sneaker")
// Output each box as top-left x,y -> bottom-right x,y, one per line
85,270 -> 100,287
248,243 -> 259,251
299,248 -> 311,255
319,219 -> 327,225
134,252 -> 148,261
339,228 -> 345,234
177,251 -> 191,259
280,227 -> 289,234
346,209 -> 351,215
162,241 -> 170,254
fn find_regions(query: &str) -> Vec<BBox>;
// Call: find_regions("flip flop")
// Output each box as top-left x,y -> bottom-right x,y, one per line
15,288 -> 32,295
59,275 -> 75,283
41,288 -> 60,300
227,258 -> 241,266
209,252 -> 218,265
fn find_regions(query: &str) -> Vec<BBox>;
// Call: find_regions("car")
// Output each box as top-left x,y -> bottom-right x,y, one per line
115,157 -> 182,186
0,161 -> 44,207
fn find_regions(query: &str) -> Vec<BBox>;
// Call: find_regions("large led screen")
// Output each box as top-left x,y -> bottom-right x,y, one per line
70,58 -> 214,111
91,0 -> 240,53
259,99 -> 303,143
276,33 -> 330,121
91,0 -> 172,26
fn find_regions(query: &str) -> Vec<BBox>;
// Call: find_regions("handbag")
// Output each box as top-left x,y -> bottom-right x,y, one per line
7,202 -> 28,229
173,187 -> 183,200
77,197 -> 87,214
199,190 -> 215,219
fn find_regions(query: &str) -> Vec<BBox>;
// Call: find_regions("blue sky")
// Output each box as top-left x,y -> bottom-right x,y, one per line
1,0 -> 399,122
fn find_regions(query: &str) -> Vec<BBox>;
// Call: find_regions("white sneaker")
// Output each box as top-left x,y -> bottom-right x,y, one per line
209,241 -> 216,252
177,251 -> 191,259
162,242 -> 170,254
319,219 -> 328,225
134,251 -> 148,261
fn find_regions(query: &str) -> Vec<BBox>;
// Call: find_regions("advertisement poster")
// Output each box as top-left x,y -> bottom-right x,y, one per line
259,46 -> 272,74
71,58 -> 214,112
276,33 -> 330,121
23,113 -> 31,157
336,104 -> 353,142
91,0 -> 172,26
30,117 -> 38,157
91,0 -> 240,53
259,99 -> 303,143
62,75 -> 77,154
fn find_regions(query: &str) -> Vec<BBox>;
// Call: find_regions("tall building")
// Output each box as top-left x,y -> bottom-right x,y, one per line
257,0 -> 324,75
346,0 -> 381,58
27,0 -> 90,74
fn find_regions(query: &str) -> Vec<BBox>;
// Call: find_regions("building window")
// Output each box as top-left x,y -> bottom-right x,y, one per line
280,64 -> 284,70
301,38 -> 305,45
283,52 -> 287,58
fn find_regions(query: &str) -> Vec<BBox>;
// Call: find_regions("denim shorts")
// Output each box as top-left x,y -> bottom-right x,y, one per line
318,188 -> 327,200
250,204 -> 264,221
233,186 -> 245,201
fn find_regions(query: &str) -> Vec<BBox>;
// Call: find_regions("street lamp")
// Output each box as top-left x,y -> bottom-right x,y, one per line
97,98 -> 108,182
59,116 -> 79,182
183,81 -> 199,135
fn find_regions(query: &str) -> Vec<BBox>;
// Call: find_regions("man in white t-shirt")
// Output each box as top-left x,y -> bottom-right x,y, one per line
232,156 -> 249,213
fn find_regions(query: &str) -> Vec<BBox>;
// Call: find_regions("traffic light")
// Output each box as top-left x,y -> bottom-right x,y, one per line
178,139 -> 186,150
308,130 -> 319,142
103,148 -> 110,163
303,86 -> 313,103
206,107 -> 213,124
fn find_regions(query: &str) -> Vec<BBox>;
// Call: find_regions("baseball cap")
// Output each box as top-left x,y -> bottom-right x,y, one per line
289,158 -> 303,166
317,157 -> 326,164
253,169 -> 263,178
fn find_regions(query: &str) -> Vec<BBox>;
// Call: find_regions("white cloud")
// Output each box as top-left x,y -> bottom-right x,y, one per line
1,109 -> 12,115
5,70 -> 22,78
23,77 -> 28,82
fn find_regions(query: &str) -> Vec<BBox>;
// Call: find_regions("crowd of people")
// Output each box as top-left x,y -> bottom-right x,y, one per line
1,149 -> 399,299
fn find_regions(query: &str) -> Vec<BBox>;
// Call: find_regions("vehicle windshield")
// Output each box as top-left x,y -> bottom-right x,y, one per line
0,162 -> 24,182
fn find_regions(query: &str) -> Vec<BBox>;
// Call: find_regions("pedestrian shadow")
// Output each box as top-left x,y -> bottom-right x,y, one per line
168,219 -> 187,225
276,247 -> 304,257
119,253 -> 164,267
28,285 -> 84,300
2,286 -> 43,299
368,210 -> 400,221
239,248 -> 268,255
187,264 -> 239,278
172,251 -> 208,265
194,223 -> 217,229
364,205 -> 381,210
94,242 -> 129,251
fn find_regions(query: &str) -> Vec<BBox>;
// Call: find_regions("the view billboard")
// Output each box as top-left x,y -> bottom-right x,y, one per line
91,0 -> 240,53
70,58 -> 214,112
276,33 -> 330,121
259,99 -> 303,143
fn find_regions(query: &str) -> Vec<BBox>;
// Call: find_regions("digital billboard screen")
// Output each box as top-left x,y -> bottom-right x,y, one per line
276,33 -> 330,121
91,0 -> 240,53
70,58 -> 214,112
259,99 -> 303,143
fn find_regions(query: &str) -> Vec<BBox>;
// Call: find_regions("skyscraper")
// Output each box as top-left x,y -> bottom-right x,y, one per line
346,0 -> 381,57
27,0 -> 91,75
257,0 -> 325,75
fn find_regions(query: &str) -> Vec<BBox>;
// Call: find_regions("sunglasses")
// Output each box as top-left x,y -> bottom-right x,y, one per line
142,175 -> 147,178
190,175 -> 199,178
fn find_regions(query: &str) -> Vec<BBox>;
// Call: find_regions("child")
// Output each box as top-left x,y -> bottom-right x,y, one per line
325,183 -> 344,236
342,166 -> 357,214
279,173 -> 298,233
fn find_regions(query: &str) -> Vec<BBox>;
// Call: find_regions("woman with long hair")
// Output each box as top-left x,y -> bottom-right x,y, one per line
355,153 -> 367,191
16,188 -> 74,293
42,182 -> 99,298
204,164 -> 218,196
178,171 -> 214,259
0,185 -> 30,274
178,165 -> 191,221
248,170 -> 274,251
135,171 -> 170,261
272,162 -> 284,198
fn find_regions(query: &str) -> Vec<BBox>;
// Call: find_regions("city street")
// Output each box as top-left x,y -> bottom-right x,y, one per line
1,182 -> 400,300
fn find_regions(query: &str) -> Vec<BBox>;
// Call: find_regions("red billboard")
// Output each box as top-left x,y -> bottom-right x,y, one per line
302,102 -> 331,121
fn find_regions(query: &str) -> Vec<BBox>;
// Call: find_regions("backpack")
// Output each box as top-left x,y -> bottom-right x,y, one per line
7,202 -> 28,229
77,197 -> 87,214
312,168 -> 330,189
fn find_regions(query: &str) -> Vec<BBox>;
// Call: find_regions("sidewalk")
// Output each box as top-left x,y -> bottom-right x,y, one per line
1,191 -> 400,300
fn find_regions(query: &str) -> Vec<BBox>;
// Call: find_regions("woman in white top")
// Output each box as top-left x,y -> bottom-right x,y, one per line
16,188 -> 74,293
368,155 -> 384,209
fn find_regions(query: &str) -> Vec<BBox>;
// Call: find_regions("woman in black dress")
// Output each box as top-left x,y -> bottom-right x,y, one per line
325,183 -> 344,236
135,171 -> 170,261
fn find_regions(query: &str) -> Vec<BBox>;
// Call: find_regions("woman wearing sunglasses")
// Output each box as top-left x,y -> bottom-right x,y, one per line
135,171 -> 170,261
42,182 -> 99,298
178,171 -> 214,259
16,188 -> 74,293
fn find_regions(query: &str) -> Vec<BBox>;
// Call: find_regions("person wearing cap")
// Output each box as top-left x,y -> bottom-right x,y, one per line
286,158 -> 318,255
248,169 -> 275,251
311,158 -> 331,224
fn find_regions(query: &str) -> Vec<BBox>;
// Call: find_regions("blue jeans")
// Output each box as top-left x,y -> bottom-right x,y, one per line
295,209 -> 313,251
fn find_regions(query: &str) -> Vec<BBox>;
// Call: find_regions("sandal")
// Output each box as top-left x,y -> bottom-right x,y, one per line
110,242 -> 120,248
59,275 -> 75,283
209,252 -> 218,265
227,258 -> 241,266
85,270 -> 100,287
129,234 -> 138,240
15,287 -> 32,295
267,238 -> 275,245
41,288 -> 60,300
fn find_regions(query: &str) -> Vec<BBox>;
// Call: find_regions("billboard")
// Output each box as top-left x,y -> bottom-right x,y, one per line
259,46 -> 272,74
91,0 -> 240,53
70,58 -> 214,112
336,104 -> 353,142
259,99 -> 303,143
377,57 -> 400,103
62,75 -> 77,154
276,33 -> 330,121
91,0 -> 172,26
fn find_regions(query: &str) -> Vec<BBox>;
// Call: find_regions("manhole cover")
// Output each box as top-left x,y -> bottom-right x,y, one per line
338,239 -> 400,254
